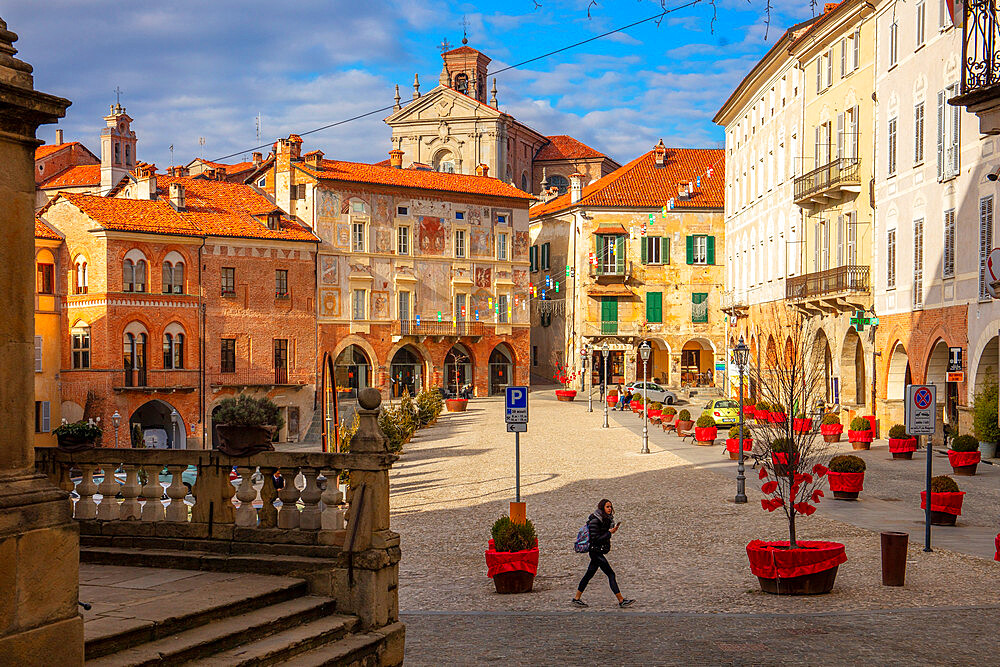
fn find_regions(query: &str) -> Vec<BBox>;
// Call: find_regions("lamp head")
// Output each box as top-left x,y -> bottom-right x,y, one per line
111,410 -> 121,429
732,335 -> 750,370
639,340 -> 651,362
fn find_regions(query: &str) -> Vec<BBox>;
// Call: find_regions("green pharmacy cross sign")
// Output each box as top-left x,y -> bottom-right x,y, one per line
849,310 -> 879,331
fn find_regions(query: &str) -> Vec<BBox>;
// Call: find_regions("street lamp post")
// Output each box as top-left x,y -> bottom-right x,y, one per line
601,342 -> 610,429
581,345 -> 593,412
732,336 -> 750,504
111,410 -> 121,449
170,409 -> 179,450
639,340 -> 651,454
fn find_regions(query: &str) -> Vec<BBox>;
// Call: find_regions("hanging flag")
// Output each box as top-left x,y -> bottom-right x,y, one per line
641,222 -> 647,237
661,205 -> 667,218
647,213 -> 654,225
546,275 -> 552,288
488,297 -> 493,308
565,265 -> 570,277
696,176 -> 701,187
475,310 -> 480,320
541,289 -> 546,300
555,281 -> 560,293
461,306 -> 466,317
437,311 -> 442,321
667,199 -> 674,211
416,314 -> 421,326
707,166 -> 714,178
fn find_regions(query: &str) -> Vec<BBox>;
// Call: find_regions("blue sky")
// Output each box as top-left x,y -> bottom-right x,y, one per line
7,0 -> 818,169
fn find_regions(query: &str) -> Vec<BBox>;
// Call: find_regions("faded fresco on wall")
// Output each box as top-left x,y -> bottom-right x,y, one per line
320,289 -> 340,317
474,266 -> 492,289
372,290 -> 390,319
373,259 -> 392,290
513,231 -> 528,260
320,255 -> 339,285
418,216 -> 445,255
315,189 -> 339,244
468,207 -> 483,225
375,196 -> 390,225
336,224 -> 350,248
470,229 -> 491,257
418,262 -> 449,311
472,288 -> 491,317
512,268 -> 528,288
375,228 -> 392,254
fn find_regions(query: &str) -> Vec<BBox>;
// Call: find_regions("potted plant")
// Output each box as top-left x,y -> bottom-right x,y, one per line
445,396 -> 469,412
770,437 -> 798,476
948,435 -> 981,476
485,515 -> 538,593
648,401 -> 663,424
54,418 -> 102,452
827,454 -> 866,500
920,475 -> 965,526
769,403 -> 788,424
792,412 -> 813,434
661,405 -> 677,429
213,394 -> 283,456
742,401 -> 756,419
726,425 -> 753,460
753,401 -> 770,422
886,424 -> 917,459
820,413 -> 843,443
675,409 -> 694,432
416,389 -> 444,426
694,415 -> 718,445
847,417 -> 873,450
554,363 -> 579,401
972,375 -> 1000,460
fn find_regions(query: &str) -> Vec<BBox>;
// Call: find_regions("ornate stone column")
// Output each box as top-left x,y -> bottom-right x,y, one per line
0,16 -> 81,664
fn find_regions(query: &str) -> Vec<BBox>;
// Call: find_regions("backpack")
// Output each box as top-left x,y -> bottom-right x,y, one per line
574,523 -> 590,553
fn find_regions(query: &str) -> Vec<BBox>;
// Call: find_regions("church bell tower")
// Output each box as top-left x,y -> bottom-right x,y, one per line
441,39 -> 491,104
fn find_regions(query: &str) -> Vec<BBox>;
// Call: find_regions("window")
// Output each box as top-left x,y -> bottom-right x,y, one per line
399,290 -> 411,321
938,85 -> 961,180
454,293 -> 466,321
840,37 -> 847,77
71,326 -> 90,369
455,211 -> 464,220
162,261 -> 184,294
521,173 -> 528,191
853,29 -> 860,69
258,177 -> 266,187
529,245 -> 538,272
980,196 -> 994,300
641,236 -> 669,265
541,242 -> 550,270
846,212 -> 857,265
352,288 -> 366,320
221,338 -> 236,373
163,333 -> 184,369
123,331 -> 147,387
36,261 -> 54,294
497,214 -> 507,224
454,229 -> 466,258
497,233 -> 508,261
123,258 -> 147,293
34,401 -> 50,433
914,103 -> 925,164
548,174 -> 569,194
75,259 -> 88,294
888,118 -> 897,176
889,20 -> 898,66
221,267 -> 235,296
273,339 -> 288,384
34,335 -> 42,372
351,221 -> 366,252
532,345 -> 538,367
596,235 -> 624,274
275,269 -> 289,298
914,218 -> 924,308
944,208 -> 956,278
397,206 -> 408,216
397,226 -> 410,255
691,292 -> 708,323
497,294 -> 509,324
887,228 -> 897,289
686,235 -> 714,265
825,49 -> 833,87
916,0 -> 926,47
646,291 -> 663,323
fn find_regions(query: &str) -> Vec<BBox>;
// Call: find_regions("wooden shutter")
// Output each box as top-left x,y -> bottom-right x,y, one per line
663,236 -> 670,264
937,90 -> 946,180
840,38 -> 846,77
981,196 -> 994,299
837,215 -> 844,266
837,113 -> 844,158
34,336 -> 42,372
951,91 -> 961,176
40,401 -> 50,433
615,236 -> 625,273
706,236 -> 716,265
686,235 -> 694,264
814,126 -> 822,168
641,237 -> 648,264
944,209 -> 956,278
541,242 -> 550,270
646,291 -> 662,323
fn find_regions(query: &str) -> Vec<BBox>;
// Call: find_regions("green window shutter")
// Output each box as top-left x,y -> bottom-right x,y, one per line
646,291 -> 662,323
529,246 -> 536,271
663,236 -> 670,264
541,242 -> 550,270
707,236 -> 716,265
686,235 -> 694,264
615,236 -> 625,273
692,292 -> 708,323
641,237 -> 648,264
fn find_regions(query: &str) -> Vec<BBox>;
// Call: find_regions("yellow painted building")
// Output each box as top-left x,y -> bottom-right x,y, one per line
34,217 -> 63,445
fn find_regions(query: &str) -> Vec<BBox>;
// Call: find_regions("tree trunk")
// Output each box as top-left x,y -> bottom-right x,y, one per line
788,511 -> 797,549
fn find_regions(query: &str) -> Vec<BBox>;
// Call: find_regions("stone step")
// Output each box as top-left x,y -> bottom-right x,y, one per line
84,574 -> 309,660
81,545 -> 343,575
280,622 -> 405,667
184,613 -> 359,667
86,595 -> 337,667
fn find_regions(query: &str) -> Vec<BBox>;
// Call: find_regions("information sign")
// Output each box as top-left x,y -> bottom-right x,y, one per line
987,248 -> 1000,298
505,386 -> 528,424
506,422 -> 527,433
905,384 -> 937,435
947,372 -> 965,383
947,347 -> 963,373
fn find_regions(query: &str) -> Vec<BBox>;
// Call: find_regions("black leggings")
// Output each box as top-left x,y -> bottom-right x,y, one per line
578,551 -> 619,595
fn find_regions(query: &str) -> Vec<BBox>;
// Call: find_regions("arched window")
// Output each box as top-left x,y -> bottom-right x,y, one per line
114,142 -> 120,165
433,150 -> 455,173
71,324 -> 90,369
123,259 -> 135,292
548,174 -> 569,194
454,73 -> 469,94
162,260 -> 184,294
123,330 -> 147,386
135,259 -> 147,292
124,250 -> 148,292
75,257 -> 88,294
521,172 -> 528,192
163,325 -> 185,369
124,144 -> 131,166
35,249 -> 54,295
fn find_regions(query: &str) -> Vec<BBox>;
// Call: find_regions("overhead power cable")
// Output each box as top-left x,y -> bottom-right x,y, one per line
211,0 -> 703,162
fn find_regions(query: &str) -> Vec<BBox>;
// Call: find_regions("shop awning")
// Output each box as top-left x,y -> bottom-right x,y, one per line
593,223 -> 627,235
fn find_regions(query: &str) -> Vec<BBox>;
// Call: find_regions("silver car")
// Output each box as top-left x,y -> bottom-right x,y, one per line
625,381 -> 677,405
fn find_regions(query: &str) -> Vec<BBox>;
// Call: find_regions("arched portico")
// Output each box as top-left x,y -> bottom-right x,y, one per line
131,399 -> 186,449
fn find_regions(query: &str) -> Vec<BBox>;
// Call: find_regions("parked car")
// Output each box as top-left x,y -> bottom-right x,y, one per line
625,382 -> 677,405
700,399 -> 740,426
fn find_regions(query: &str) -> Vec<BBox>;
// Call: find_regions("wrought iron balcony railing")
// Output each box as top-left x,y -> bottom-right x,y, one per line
393,320 -> 486,338
786,265 -> 870,300
960,0 -> 1000,99
208,367 -> 305,387
793,157 -> 860,203
115,369 -> 200,391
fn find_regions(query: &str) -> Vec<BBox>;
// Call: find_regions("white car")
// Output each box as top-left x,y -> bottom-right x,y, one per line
625,382 -> 677,405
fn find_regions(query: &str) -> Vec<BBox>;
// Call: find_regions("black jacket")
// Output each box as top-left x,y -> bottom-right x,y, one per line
587,512 -> 613,554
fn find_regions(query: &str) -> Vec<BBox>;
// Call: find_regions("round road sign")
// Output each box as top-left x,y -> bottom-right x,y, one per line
914,387 -> 933,409
987,248 -> 1000,298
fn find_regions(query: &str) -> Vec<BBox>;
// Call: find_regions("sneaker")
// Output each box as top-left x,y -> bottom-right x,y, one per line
618,599 -> 635,608
571,598 -> 588,607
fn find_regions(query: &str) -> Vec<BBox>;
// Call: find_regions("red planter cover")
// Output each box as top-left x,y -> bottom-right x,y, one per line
555,389 -> 577,397
792,418 -> 813,433
606,396 -> 617,407
769,411 -> 787,423
746,540 -> 847,579
820,423 -> 843,435
695,426 -> 717,442
888,437 -> 918,453
648,409 -> 662,418
630,400 -> 642,410
485,539 -> 539,578
920,491 -> 965,516
827,471 -> 864,493
772,452 -> 800,466
848,429 -> 873,443
947,450 -> 981,467
995,533 -> 999,561
743,405 -> 756,417
753,408 -> 768,421
863,415 -> 877,437
726,438 -> 753,453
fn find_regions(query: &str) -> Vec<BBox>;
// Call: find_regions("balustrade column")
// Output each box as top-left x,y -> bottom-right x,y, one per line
75,465 -> 98,520
276,467 -> 301,529
119,465 -> 141,520
234,466 -> 258,527
164,465 -> 188,523
298,467 -> 322,530
320,470 -> 346,530
96,466 -> 121,521
257,466 -> 278,528
140,465 -> 164,522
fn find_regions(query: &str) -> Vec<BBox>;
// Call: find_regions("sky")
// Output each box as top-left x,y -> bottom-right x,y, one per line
6,0 -> 820,169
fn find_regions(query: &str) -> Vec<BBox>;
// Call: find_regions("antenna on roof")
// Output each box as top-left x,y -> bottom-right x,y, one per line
199,137 -> 206,159
169,144 -> 174,165
256,113 -> 261,141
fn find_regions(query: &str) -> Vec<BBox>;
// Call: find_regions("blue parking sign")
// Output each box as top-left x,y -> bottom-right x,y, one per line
505,386 -> 528,423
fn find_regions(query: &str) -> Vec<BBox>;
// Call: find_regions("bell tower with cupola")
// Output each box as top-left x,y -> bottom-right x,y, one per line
441,39 -> 491,104
100,103 -> 136,194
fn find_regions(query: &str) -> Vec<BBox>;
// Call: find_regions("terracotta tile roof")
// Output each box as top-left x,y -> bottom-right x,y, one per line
530,147 -> 725,219
34,216 -> 62,240
536,135 -> 608,161
39,164 -> 101,189
35,142 -> 77,160
372,158 -> 391,167
59,192 -> 201,236
302,158 -> 535,202
442,45 -> 488,59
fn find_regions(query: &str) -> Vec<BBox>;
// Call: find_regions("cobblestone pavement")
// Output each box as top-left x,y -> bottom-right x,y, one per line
390,388 -> 1000,663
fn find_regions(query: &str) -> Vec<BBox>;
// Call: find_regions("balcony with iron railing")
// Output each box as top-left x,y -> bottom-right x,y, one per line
589,260 -> 632,280
392,319 -> 486,339
952,0 -> 1000,132
793,157 -> 861,204
786,265 -> 870,301
208,366 -> 307,387
114,368 -> 200,392
582,320 -> 640,338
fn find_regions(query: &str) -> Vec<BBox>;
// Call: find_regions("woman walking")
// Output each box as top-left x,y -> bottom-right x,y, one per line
572,499 -> 634,607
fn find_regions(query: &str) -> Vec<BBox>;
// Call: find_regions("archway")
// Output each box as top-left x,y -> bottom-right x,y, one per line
886,342 -> 911,401
444,344 -> 473,396
632,339 -> 670,385
765,335 -> 778,367
841,328 -> 866,408
813,329 -> 834,404
335,345 -> 371,399
681,339 -> 715,387
489,345 -> 514,395
390,345 -> 424,398
973,335 -> 998,403
432,149 -> 456,173
131,399 -> 185,449
925,339 -> 958,426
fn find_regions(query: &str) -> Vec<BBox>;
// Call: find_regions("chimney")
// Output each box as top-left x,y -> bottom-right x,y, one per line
475,163 -> 489,177
169,183 -> 185,211
167,165 -> 189,177
389,149 -> 404,169
214,166 -> 227,180
55,128 -> 63,144
252,151 -> 263,166
677,181 -> 690,199
305,150 -> 324,168
135,162 -> 157,200
824,2 -> 838,12
653,139 -> 667,168
569,172 -> 584,204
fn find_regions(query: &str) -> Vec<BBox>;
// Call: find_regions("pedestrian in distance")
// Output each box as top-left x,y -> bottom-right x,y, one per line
572,499 -> 634,608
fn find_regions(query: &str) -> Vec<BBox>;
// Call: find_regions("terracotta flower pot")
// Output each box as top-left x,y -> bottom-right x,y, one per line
446,398 -> 469,412
792,418 -> 813,433
921,491 -> 965,525
555,389 -> 577,402
746,540 -> 846,595
726,438 -> 753,459
694,426 -> 717,445
486,539 -> 538,594
675,419 -> 694,433
56,433 -> 100,453
215,424 -> 276,457
827,471 -> 864,500
888,437 -> 917,459
606,396 -> 617,408
947,449 -> 981,476
848,429 -> 873,450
